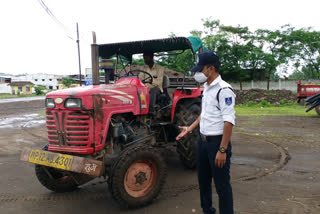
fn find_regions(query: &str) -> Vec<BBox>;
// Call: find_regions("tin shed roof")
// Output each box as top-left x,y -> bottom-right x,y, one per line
10,81 -> 34,86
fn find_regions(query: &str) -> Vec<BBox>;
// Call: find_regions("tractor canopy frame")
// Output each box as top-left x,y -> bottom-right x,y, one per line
91,35 -> 203,85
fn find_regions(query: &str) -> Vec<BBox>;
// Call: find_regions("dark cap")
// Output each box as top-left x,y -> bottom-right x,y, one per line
190,50 -> 220,72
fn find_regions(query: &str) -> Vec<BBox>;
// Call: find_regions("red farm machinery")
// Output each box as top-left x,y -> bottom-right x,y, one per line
20,36 -> 203,208
296,80 -> 320,115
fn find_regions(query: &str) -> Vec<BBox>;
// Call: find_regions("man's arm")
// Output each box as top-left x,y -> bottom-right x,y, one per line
215,88 -> 235,168
176,116 -> 200,140
220,122 -> 233,149
215,122 -> 233,168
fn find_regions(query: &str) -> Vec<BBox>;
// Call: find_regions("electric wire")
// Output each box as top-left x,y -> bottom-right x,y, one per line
37,0 -> 92,44
37,0 -> 76,41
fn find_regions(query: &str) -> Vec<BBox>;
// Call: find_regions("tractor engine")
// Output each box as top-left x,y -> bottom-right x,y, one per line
110,114 -> 149,149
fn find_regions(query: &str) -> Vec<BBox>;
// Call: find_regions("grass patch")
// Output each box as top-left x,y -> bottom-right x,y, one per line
235,104 -> 318,117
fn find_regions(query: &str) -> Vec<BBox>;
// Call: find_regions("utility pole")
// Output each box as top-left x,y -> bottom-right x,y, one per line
76,23 -> 82,86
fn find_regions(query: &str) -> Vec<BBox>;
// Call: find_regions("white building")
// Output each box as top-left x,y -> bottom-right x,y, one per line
0,83 -> 11,94
13,73 -> 63,90
0,73 -> 13,94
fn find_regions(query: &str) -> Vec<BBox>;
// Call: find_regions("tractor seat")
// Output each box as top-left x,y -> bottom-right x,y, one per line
162,74 -> 170,89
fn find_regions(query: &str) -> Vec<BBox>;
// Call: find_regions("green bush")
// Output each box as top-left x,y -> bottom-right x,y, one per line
62,77 -> 76,88
249,92 -> 258,99
279,98 -> 288,105
258,100 -> 273,107
270,93 -> 277,97
34,86 -> 46,95
279,98 -> 296,106
245,101 -> 258,107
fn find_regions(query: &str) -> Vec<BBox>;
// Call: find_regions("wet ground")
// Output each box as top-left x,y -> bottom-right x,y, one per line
0,96 -> 45,104
0,100 -> 319,214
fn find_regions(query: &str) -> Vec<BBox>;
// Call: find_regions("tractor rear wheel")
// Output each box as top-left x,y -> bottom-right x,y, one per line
35,165 -> 93,192
109,145 -> 166,208
316,105 -> 320,115
175,101 -> 201,169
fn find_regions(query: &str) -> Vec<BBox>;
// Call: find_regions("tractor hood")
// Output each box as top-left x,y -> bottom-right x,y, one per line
47,76 -> 145,97
46,77 -> 148,113
47,84 -> 133,97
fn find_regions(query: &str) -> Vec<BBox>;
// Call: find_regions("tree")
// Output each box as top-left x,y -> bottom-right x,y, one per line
254,27 -> 295,89
199,19 -> 253,88
156,33 -> 194,75
288,28 -> 320,79
241,40 -> 266,81
160,19 -> 320,84
157,50 -> 194,75
289,65 -> 319,79
62,77 -> 76,88
219,25 -> 252,89
34,85 -> 46,95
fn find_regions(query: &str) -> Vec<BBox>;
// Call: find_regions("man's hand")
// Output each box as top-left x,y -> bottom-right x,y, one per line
176,126 -> 189,141
215,152 -> 227,168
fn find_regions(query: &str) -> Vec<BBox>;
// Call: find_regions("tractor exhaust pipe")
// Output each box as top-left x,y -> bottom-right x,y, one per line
91,31 -> 100,85
99,59 -> 114,84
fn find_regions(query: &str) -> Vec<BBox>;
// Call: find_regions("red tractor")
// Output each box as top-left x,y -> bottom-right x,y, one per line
21,36 -> 203,208
296,80 -> 320,115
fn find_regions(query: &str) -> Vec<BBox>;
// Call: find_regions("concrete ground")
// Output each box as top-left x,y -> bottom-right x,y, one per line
0,100 -> 319,214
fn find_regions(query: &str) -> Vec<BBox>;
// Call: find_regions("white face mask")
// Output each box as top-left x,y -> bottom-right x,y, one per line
194,72 -> 208,83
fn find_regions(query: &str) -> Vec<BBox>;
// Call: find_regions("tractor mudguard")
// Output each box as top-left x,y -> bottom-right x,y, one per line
171,88 -> 203,122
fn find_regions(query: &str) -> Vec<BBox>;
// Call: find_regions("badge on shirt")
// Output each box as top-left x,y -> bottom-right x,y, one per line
225,97 -> 232,106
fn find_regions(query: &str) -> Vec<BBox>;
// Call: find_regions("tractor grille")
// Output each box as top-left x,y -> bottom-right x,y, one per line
46,111 -> 91,147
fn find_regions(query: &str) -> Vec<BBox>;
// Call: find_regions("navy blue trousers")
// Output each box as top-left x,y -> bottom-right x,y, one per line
196,135 -> 234,214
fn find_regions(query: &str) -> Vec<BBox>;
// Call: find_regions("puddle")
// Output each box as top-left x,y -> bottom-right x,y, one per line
0,113 -> 45,129
232,156 -> 273,166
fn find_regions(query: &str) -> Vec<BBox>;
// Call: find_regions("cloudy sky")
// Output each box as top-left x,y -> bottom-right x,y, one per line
1,0 -> 320,76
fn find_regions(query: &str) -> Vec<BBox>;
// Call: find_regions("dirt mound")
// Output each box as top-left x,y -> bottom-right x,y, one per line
235,89 -> 296,105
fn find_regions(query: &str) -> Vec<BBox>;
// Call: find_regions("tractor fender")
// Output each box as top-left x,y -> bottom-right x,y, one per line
171,88 -> 203,122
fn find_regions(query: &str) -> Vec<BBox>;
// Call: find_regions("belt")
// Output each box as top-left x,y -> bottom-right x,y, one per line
200,133 -> 222,142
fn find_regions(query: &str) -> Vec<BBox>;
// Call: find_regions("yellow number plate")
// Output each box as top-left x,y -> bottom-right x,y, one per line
28,149 -> 73,170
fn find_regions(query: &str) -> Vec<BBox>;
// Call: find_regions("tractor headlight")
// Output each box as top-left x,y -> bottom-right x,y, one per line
65,98 -> 82,108
45,98 -> 55,108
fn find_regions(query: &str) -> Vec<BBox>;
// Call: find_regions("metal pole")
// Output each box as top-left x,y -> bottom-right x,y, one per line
91,32 -> 99,85
115,55 -> 118,80
76,23 -> 82,86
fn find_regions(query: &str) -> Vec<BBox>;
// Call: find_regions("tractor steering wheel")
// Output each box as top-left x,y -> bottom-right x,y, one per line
127,69 -> 153,84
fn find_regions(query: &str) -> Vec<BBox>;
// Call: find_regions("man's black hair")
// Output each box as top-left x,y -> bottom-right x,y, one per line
143,51 -> 154,57
207,63 -> 220,74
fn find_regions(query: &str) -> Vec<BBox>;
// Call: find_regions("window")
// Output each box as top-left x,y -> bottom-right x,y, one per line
35,79 -> 38,81
49,86 -> 53,90
56,86 -> 59,89
42,79 -> 45,81
18,87 -> 22,92
49,79 -> 52,81
26,85 -> 30,92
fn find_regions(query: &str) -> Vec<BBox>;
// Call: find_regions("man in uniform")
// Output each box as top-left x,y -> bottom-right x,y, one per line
139,51 -> 167,109
176,50 -> 235,214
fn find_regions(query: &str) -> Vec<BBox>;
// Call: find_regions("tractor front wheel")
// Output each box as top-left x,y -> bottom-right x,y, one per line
316,105 -> 320,115
35,165 -> 93,192
109,146 -> 167,208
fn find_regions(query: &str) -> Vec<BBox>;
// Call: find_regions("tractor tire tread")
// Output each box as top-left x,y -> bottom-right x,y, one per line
35,165 -> 78,193
175,100 -> 201,169
109,145 -> 167,208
